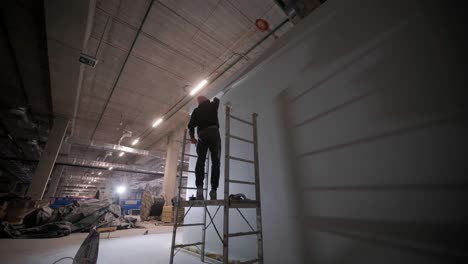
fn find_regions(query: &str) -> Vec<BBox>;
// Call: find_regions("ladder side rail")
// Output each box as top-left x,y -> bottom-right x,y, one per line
201,156 -> 210,262
252,113 -> 264,264
169,130 -> 188,264
223,105 -> 231,264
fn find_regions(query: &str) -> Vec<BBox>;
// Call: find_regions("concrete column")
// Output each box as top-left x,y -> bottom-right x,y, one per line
27,117 -> 69,200
44,166 -> 64,198
162,132 -> 182,205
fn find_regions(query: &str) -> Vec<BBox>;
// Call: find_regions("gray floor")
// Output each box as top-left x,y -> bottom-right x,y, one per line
0,226 -> 202,264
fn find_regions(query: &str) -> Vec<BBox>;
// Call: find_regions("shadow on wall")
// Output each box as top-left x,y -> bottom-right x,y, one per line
277,84 -> 468,263
275,6 -> 468,258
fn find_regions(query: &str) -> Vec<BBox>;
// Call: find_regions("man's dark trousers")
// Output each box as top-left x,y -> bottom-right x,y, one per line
195,127 -> 221,190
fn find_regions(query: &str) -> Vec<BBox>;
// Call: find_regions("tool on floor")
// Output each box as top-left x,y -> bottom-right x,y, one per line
169,105 -> 264,264
96,226 -> 117,240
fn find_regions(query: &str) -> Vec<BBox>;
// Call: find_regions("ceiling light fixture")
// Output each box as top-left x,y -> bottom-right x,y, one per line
119,151 -> 125,157
152,117 -> 163,128
189,79 -> 208,96
131,138 -> 140,146
98,172 -> 102,175
108,167 -> 113,171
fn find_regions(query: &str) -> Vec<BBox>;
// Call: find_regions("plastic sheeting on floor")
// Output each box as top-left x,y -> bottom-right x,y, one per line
0,199 -> 136,238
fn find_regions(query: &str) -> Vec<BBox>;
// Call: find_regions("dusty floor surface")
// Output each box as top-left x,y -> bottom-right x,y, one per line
0,225 -> 204,264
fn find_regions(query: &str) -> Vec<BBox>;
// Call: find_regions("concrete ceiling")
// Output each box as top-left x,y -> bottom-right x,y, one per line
0,0 -> 296,197
75,0 -> 289,148
51,0 -> 293,196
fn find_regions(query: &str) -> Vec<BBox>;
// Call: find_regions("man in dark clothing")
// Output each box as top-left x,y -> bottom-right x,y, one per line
188,96 -> 221,200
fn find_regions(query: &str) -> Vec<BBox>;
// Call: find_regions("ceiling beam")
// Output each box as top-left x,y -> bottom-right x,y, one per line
67,137 -> 165,157
44,0 -> 96,134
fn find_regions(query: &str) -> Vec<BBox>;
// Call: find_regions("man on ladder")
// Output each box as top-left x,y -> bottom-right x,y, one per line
188,95 -> 221,200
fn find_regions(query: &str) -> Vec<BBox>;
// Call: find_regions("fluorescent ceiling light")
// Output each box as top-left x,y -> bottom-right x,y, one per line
189,79 -> 208,95
152,117 -> 163,127
116,185 -> 126,194
119,151 -> 125,157
131,138 -> 140,146
108,167 -> 113,171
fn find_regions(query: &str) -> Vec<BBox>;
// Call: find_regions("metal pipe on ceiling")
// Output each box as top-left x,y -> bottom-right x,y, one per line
0,156 -> 164,176
59,157 -> 164,176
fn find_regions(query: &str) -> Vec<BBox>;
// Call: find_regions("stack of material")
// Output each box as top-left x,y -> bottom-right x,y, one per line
0,199 -> 136,238
161,206 -> 184,223
140,190 -> 153,221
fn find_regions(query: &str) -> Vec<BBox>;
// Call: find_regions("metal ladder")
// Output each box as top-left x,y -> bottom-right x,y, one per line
169,105 -> 264,264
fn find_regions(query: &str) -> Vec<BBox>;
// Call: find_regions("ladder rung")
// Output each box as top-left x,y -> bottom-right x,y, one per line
229,179 -> 256,185
230,115 -> 253,126
174,242 -> 204,248
179,187 -> 207,190
228,231 -> 260,237
183,153 -> 197,158
229,156 -> 254,164
176,175 -> 188,178
229,134 -> 254,144
177,223 -> 204,227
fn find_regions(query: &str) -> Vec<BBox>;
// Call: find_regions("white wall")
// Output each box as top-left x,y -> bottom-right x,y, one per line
182,0 -> 467,263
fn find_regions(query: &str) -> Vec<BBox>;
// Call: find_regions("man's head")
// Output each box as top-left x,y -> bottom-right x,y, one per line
197,96 -> 208,105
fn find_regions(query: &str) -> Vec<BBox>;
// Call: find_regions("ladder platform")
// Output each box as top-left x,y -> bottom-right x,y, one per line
177,223 -> 205,227
179,200 -> 259,208
174,242 -> 204,248
228,231 -> 260,237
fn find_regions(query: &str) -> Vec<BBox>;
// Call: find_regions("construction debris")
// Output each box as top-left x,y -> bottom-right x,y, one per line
0,199 -> 136,238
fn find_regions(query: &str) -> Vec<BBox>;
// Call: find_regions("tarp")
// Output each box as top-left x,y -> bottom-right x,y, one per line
0,199 -> 136,238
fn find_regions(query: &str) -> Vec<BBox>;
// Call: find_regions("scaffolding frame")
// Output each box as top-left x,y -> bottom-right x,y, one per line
169,105 -> 264,264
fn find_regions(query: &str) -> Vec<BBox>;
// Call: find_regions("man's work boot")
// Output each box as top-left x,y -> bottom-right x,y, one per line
209,189 -> 217,200
196,188 -> 204,200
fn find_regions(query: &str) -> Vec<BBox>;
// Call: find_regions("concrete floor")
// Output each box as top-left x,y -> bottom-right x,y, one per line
0,226 -> 203,264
